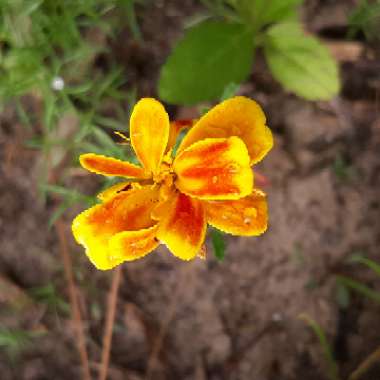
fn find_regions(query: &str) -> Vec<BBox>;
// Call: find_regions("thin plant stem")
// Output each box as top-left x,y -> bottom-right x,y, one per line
98,266 -> 122,380
55,220 -> 92,380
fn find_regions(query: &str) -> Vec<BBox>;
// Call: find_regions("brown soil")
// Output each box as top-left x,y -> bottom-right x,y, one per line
1,1 -> 380,379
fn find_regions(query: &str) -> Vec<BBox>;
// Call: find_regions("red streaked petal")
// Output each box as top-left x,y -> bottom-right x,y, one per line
109,225 -> 159,262
72,186 -> 159,270
130,98 -> 170,174
177,96 -> 273,164
97,182 -> 141,202
205,189 -> 268,236
156,192 -> 206,260
80,153 -> 147,178
173,137 -> 253,200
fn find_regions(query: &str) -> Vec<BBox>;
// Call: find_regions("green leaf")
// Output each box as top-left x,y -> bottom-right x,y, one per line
256,0 -> 302,23
220,82 -> 240,101
0,328 -> 42,359
264,23 -> 340,100
30,284 -> 70,314
23,0 -> 44,15
238,0 -> 303,30
158,20 -> 254,105
348,0 -> 380,41
211,228 -> 226,261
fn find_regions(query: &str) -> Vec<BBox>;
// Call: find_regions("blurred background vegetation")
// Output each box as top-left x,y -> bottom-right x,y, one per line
0,0 -> 379,379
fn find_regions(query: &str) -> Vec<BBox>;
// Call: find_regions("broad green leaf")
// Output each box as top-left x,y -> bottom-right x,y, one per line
158,20 -> 254,105
211,228 -> 226,262
220,82 -> 240,101
264,23 -> 340,100
238,0 -> 302,30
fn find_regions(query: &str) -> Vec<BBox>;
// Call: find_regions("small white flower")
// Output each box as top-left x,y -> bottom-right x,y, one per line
51,76 -> 65,91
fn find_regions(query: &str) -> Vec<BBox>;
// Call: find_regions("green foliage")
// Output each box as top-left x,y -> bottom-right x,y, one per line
0,0 -> 141,216
264,23 -> 340,100
348,253 -> 380,277
211,228 -> 226,261
0,327 -> 41,359
220,82 -> 240,101
335,255 -> 380,305
336,275 -> 380,305
158,20 -> 254,105
332,153 -> 356,182
335,282 -> 351,309
237,0 -> 302,30
159,0 -> 340,104
118,0 -> 144,41
299,314 -> 340,380
348,0 -> 380,41
40,184 -> 97,227
29,284 -> 70,314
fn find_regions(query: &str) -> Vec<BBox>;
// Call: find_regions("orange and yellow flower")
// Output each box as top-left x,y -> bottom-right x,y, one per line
72,96 -> 273,270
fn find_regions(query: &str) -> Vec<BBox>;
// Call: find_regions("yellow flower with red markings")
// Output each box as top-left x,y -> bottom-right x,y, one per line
72,96 -> 273,269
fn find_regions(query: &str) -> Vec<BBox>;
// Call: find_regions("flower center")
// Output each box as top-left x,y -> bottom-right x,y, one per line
152,153 -> 178,202
153,153 -> 174,184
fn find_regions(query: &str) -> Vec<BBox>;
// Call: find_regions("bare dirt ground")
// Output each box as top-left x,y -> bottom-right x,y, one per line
1,1 -> 380,379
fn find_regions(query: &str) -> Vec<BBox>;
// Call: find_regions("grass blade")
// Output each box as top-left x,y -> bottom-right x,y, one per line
336,275 -> 380,305
299,314 -> 340,380
348,254 -> 380,277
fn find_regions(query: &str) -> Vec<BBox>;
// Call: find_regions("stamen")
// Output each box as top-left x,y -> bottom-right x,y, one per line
114,131 -> 130,143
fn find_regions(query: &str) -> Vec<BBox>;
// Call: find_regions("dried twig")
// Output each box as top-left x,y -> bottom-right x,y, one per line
98,266 -> 123,380
55,220 -> 92,380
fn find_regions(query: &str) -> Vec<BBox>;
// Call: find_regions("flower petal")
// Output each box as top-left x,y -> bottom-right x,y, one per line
205,189 -> 268,236
130,98 -> 170,174
177,96 -> 273,164
156,192 -> 206,260
173,136 -> 253,200
80,153 -> 147,178
72,186 -> 159,270
109,225 -> 159,262
97,182 -> 140,201
167,119 -> 195,152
